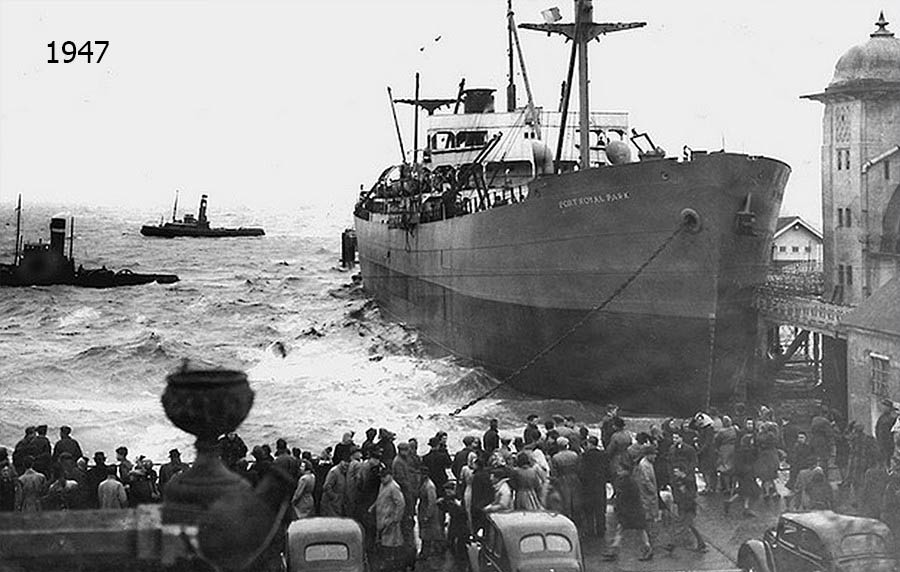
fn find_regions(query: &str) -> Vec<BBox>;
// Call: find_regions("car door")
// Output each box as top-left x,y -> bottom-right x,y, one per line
771,520 -> 817,572
479,522 -> 504,572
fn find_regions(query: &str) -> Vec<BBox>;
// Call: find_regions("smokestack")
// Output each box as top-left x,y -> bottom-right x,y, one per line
199,195 -> 209,225
50,218 -> 66,256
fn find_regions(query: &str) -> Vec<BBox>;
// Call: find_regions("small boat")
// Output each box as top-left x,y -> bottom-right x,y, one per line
141,192 -> 265,238
1,196 -> 179,288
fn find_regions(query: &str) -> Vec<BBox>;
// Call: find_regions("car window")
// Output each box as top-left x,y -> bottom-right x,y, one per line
304,543 -> 349,561
520,534 -> 545,553
797,528 -> 826,558
779,520 -> 800,546
841,533 -> 887,556
546,534 -> 572,552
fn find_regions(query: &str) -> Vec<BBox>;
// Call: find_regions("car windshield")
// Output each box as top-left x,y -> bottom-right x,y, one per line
305,543 -> 349,561
840,533 -> 886,556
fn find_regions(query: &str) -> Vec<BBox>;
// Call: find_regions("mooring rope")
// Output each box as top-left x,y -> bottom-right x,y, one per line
449,223 -> 686,416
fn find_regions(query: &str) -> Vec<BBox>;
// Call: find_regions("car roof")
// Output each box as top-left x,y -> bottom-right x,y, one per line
487,511 -> 578,537
781,511 -> 892,554
288,517 -> 364,544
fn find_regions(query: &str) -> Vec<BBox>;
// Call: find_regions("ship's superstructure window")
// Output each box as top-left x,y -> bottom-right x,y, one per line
838,208 -> 844,227
432,132 -> 456,150
886,160 -> 891,180
838,264 -> 845,285
456,131 -> 488,147
845,207 -> 852,227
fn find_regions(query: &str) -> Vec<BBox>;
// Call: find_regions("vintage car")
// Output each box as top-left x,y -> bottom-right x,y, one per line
286,517 -> 366,572
467,511 -> 583,572
737,511 -> 898,572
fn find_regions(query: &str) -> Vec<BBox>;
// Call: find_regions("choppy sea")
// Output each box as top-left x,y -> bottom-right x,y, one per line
0,200 -> 615,462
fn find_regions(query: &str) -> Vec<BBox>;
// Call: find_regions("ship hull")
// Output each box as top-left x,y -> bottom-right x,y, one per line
140,225 -> 264,238
355,153 -> 790,415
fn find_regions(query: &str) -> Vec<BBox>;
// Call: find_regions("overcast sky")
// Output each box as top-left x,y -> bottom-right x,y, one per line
0,0 -> 895,225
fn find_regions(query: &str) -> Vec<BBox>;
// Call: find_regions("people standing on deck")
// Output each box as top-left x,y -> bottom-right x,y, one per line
483,466 -> 514,513
551,437 -> 583,528
422,433 -> 452,492
52,426 -> 83,464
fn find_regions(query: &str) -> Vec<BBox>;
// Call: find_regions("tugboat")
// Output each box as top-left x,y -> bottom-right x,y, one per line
140,192 -> 265,238
1,196 -> 179,288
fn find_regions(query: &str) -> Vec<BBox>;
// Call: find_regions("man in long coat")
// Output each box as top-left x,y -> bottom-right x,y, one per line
550,437 -> 582,528
372,467 -> 405,571
321,455 -> 350,517
633,444 -> 660,561
417,466 -> 445,561
392,442 -> 420,552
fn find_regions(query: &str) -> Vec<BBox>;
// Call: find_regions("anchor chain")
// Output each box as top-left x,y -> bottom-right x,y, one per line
449,224 -> 686,416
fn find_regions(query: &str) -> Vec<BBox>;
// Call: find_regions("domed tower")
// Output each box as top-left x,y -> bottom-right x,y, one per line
803,12 -> 900,305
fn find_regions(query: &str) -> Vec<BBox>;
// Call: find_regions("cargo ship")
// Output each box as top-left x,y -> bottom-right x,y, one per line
352,1 -> 790,414
141,193 -> 265,238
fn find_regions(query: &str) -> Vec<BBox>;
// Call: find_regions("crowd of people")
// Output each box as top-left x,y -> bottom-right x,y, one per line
3,399 -> 900,570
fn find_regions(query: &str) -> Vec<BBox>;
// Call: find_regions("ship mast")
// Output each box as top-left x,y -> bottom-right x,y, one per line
13,194 -> 21,265
172,190 -> 179,222
506,0 -> 517,112
520,0 -> 644,169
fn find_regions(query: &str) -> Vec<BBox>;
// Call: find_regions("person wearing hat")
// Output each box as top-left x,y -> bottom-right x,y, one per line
452,436 -> 477,480
52,426 -> 83,464
523,414 -> 542,445
422,435 -> 452,492
391,441 -> 419,552
376,428 -> 397,467
370,465 -> 405,569
550,436 -> 582,528
159,449 -> 189,493
416,465 -> 444,561
633,443 -> 660,561
360,427 -> 378,459
483,419 -> 500,457
31,425 -> 53,478
322,446 -> 351,517
877,398 -> 898,465
12,427 -> 37,475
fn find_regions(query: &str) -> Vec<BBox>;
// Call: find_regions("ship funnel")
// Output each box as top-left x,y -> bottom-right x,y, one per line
463,89 -> 496,114
50,217 -> 66,255
198,194 -> 209,225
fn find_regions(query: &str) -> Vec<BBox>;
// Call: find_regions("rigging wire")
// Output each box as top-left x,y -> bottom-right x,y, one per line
448,222 -> 686,416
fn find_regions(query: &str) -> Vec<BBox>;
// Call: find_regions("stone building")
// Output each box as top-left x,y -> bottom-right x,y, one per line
771,215 -> 823,270
803,13 -> 900,305
842,275 -> 900,430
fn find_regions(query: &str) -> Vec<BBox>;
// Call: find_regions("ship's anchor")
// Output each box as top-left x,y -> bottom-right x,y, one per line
448,219 -> 690,417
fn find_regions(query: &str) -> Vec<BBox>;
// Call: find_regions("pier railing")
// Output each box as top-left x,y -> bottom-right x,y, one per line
753,285 -> 852,337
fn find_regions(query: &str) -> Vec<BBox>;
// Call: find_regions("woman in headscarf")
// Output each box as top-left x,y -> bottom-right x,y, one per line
460,452 -> 478,531
714,416 -> 738,495
511,451 -> 543,510
291,459 -> 316,518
